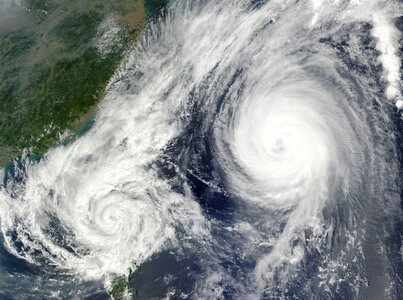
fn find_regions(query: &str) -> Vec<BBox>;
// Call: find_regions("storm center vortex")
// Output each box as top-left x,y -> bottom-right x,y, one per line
218,78 -> 355,208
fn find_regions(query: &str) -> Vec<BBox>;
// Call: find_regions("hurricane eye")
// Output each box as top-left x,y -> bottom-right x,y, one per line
273,138 -> 286,153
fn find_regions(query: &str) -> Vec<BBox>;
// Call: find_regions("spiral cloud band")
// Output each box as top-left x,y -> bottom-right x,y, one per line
0,0 -> 402,299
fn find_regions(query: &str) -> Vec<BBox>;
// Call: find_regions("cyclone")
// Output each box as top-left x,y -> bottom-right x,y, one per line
0,0 -> 402,299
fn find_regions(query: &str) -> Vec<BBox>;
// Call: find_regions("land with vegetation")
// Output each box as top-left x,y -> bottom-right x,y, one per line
0,0 -> 168,166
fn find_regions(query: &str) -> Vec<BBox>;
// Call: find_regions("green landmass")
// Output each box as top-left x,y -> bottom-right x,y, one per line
110,276 -> 129,300
0,0 -> 147,165
109,268 -> 142,300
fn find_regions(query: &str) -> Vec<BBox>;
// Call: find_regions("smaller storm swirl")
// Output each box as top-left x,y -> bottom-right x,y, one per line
0,0 -> 402,299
